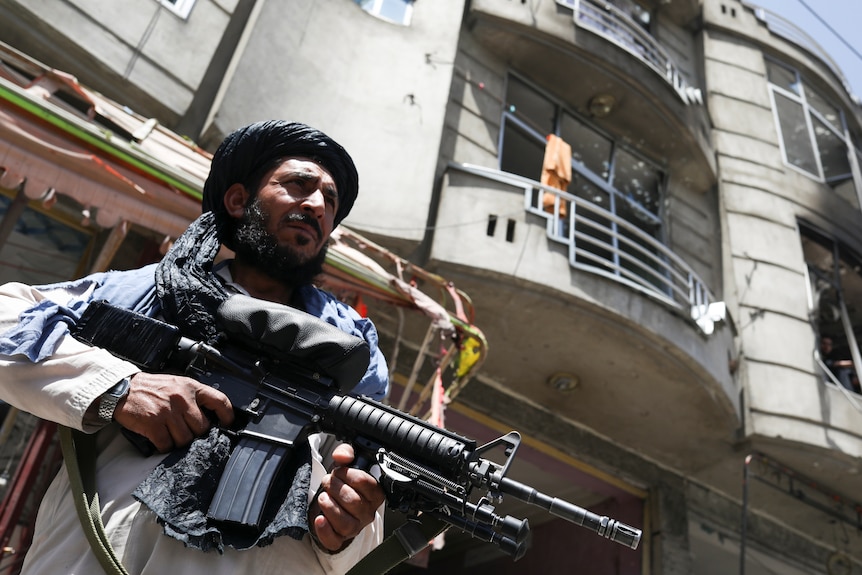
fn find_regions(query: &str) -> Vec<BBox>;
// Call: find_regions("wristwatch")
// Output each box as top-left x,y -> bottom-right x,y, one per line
96,377 -> 131,426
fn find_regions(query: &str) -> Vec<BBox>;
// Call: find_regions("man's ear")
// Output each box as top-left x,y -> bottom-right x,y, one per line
224,183 -> 249,218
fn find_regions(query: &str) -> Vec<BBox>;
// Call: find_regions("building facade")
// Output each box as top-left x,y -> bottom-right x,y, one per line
0,0 -> 861,573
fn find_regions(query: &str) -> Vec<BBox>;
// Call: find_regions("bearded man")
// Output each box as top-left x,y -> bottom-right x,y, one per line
0,121 -> 388,575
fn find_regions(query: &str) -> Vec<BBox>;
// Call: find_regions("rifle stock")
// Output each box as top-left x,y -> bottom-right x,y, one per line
72,297 -> 642,558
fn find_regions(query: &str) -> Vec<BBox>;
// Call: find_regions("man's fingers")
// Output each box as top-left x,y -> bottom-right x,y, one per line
166,415 -> 195,449
195,385 -> 235,426
317,490 -> 361,542
330,443 -> 355,465
138,423 -> 174,453
329,467 -> 385,507
113,374 -> 234,452
313,514 -> 350,551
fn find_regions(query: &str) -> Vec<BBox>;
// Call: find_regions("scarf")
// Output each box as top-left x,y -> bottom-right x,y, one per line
133,212 -> 313,553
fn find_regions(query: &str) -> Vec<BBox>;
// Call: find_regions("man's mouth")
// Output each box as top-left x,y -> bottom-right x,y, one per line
281,215 -> 322,242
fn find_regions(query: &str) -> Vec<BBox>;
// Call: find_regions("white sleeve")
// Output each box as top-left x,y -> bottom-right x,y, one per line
0,282 -> 139,431
307,434 -> 385,575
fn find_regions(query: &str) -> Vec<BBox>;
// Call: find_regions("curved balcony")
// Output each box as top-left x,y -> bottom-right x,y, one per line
428,161 -> 738,475
465,0 -> 714,195
448,162 -> 723,335
558,0 -> 702,106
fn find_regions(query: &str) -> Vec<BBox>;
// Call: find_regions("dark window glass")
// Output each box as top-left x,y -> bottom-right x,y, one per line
560,112 -> 611,180
505,76 -> 556,135
766,60 -> 800,95
500,119 -> 546,181
773,92 -> 818,175
805,83 -> 841,129
813,117 -> 851,183
612,147 -> 662,218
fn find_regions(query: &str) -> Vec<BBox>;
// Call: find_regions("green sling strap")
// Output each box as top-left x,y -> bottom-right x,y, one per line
60,425 -> 448,575
345,516 -> 449,575
58,426 -> 130,575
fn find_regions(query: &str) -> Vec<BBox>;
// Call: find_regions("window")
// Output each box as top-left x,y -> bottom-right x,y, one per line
0,193 -> 94,285
613,0 -> 652,30
500,74 -> 666,291
159,0 -> 195,19
557,0 -> 652,30
767,60 -> 861,210
355,0 -> 414,25
802,223 -> 862,393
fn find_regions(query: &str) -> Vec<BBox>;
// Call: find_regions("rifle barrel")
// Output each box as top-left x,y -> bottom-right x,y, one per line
499,477 -> 642,549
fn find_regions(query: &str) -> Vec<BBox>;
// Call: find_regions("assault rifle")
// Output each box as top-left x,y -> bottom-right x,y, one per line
72,295 -> 641,560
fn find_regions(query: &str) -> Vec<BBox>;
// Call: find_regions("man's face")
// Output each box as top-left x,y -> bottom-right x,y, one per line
255,157 -> 338,258
232,158 -> 339,285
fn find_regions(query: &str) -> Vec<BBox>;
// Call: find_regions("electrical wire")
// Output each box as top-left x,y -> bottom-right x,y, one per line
795,0 -> 862,63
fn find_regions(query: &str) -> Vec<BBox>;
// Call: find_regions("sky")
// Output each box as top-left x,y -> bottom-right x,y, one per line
745,0 -> 862,99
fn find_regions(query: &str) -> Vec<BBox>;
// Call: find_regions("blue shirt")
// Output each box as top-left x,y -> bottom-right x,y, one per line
0,263 -> 388,400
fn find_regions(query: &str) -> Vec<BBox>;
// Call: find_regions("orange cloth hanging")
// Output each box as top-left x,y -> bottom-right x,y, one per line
541,134 -> 572,217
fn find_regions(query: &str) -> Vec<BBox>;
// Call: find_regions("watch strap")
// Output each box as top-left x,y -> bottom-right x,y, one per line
97,377 -> 131,425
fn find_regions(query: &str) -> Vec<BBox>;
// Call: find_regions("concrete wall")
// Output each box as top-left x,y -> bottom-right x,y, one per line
434,10 -> 734,402
210,0 -> 466,244
0,0 -> 238,125
704,1 -> 862,456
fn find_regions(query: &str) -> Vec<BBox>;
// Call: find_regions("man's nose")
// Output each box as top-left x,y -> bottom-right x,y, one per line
301,188 -> 326,218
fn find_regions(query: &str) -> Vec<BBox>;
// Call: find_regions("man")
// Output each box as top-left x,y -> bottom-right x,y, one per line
819,335 -> 855,391
0,121 -> 388,574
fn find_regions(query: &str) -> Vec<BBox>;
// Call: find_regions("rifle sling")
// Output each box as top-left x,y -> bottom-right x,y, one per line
59,425 -> 130,575
346,517 -> 449,575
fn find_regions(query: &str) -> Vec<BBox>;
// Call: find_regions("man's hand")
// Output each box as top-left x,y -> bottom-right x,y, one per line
310,443 -> 385,553
112,372 -> 234,453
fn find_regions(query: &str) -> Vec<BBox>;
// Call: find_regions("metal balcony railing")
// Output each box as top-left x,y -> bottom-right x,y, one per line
556,0 -> 703,106
743,2 -> 859,103
448,162 -> 722,334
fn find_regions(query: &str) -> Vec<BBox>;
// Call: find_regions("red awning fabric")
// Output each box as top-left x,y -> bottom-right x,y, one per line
0,104 -> 201,238
0,40 -> 210,239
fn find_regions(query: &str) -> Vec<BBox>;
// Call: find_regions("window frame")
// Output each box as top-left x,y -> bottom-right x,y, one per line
767,58 -> 862,209
355,0 -> 414,26
158,0 -> 196,19
801,221 -> 862,396
499,72 -> 670,294
0,191 -> 96,285
499,73 -> 666,234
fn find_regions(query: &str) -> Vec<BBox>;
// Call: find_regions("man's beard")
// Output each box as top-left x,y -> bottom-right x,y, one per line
232,198 -> 328,288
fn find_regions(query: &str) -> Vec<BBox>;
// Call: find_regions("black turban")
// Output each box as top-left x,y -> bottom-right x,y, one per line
201,120 -> 359,250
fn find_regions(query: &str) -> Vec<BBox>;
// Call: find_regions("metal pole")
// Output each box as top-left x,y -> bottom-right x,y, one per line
740,454 -> 752,575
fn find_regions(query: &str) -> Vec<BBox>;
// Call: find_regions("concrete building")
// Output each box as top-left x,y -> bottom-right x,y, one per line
0,0 -> 860,573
